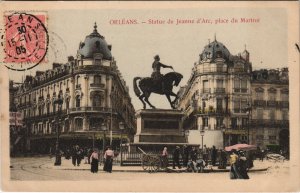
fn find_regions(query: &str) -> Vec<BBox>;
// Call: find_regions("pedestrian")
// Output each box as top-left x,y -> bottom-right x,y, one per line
161,147 -> 168,168
182,145 -> 189,167
90,149 -> 99,173
103,146 -> 114,173
229,150 -> 241,179
260,149 -> 265,162
203,145 -> 208,166
211,145 -> 217,166
219,149 -> 227,169
172,146 -> 181,169
75,145 -> 82,166
237,151 -> 249,179
71,145 -> 77,166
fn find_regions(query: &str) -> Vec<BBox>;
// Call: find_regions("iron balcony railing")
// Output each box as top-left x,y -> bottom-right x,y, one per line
214,88 -> 225,93
253,100 -> 267,107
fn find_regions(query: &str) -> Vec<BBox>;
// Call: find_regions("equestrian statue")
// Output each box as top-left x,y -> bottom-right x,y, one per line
133,55 -> 183,109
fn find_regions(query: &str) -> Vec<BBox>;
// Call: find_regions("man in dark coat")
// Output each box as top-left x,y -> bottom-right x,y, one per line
172,146 -> 181,169
182,145 -> 189,167
211,145 -> 217,166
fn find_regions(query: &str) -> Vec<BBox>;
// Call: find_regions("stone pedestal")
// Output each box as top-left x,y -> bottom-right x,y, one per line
134,109 -> 185,143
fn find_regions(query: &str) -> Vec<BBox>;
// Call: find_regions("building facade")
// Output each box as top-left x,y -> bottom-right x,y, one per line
250,68 -> 289,151
11,24 -> 136,153
176,38 -> 289,150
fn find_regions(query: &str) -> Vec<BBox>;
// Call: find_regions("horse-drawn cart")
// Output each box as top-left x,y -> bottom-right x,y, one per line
138,147 -> 168,173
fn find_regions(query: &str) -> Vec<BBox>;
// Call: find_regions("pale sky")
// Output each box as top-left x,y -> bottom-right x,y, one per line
8,7 -> 288,110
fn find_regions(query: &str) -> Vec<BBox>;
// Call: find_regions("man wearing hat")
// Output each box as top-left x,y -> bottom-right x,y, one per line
151,55 -> 173,92
172,146 -> 182,169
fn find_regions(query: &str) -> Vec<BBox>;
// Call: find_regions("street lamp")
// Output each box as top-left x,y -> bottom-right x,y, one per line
119,122 -> 125,166
220,124 -> 226,148
244,103 -> 252,144
54,97 -> 63,166
100,122 -> 108,151
200,129 -> 205,152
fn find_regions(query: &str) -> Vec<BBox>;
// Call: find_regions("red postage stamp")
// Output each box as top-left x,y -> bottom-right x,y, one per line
3,12 -> 48,71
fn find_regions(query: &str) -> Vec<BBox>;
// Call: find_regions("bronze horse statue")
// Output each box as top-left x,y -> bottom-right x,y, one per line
133,72 -> 183,109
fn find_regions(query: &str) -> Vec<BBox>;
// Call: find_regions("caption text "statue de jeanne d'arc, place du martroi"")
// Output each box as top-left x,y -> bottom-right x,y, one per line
109,17 -> 260,25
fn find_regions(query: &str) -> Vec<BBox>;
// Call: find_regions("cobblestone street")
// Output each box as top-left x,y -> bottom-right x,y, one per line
8,156 -> 295,192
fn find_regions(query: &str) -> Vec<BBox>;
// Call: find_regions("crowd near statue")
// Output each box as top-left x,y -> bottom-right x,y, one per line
133,55 -> 183,109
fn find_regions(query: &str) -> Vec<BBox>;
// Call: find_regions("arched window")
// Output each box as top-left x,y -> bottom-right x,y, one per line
92,94 -> 101,107
76,96 -> 81,108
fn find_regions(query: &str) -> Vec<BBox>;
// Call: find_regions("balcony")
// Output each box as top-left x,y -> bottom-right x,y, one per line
214,88 -> 225,94
202,88 -> 211,93
195,108 -> 228,116
224,129 -> 247,135
251,119 -> 289,127
70,106 -> 114,113
233,88 -> 248,93
253,100 -> 266,107
281,101 -> 289,108
90,83 -> 105,88
267,100 -> 277,107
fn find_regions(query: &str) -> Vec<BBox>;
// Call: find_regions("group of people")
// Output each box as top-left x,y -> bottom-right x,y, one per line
63,145 -> 115,173
89,146 -> 115,173
161,145 -> 229,173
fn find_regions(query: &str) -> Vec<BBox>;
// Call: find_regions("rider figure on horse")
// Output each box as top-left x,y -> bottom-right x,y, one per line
151,55 -> 173,92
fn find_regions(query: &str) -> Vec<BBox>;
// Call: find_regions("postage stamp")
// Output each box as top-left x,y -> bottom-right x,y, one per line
3,12 -> 49,71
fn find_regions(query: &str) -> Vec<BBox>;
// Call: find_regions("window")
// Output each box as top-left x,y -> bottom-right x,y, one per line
256,135 -> 264,140
202,117 -> 208,127
269,110 -> 275,120
257,109 -> 263,119
242,118 -> 248,127
231,118 -> 237,128
75,118 -> 83,131
241,100 -> 248,112
216,99 -> 222,111
53,103 -> 56,113
66,100 -> 70,110
216,117 -> 223,127
216,79 -> 223,88
47,103 -> 50,114
234,79 -> 240,89
256,92 -> 264,100
282,110 -> 288,120
281,93 -> 288,101
76,96 -> 81,108
94,75 -> 101,84
269,136 -> 276,140
203,80 -> 209,93
216,64 -> 223,72
92,94 -> 101,107
241,79 -> 247,93
269,93 -> 276,101
233,100 -> 240,113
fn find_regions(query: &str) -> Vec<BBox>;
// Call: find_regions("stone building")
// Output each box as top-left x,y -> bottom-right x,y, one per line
12,23 -> 136,153
176,38 -> 252,148
176,37 -> 289,150
250,68 -> 289,151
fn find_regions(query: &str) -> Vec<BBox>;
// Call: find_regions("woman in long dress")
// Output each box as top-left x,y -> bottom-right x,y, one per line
104,147 -> 114,173
90,149 -> 99,173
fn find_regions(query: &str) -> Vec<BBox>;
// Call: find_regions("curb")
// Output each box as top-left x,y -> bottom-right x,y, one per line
47,166 -> 269,173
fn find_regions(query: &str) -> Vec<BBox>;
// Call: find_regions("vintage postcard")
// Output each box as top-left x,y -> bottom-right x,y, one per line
0,1 -> 299,192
